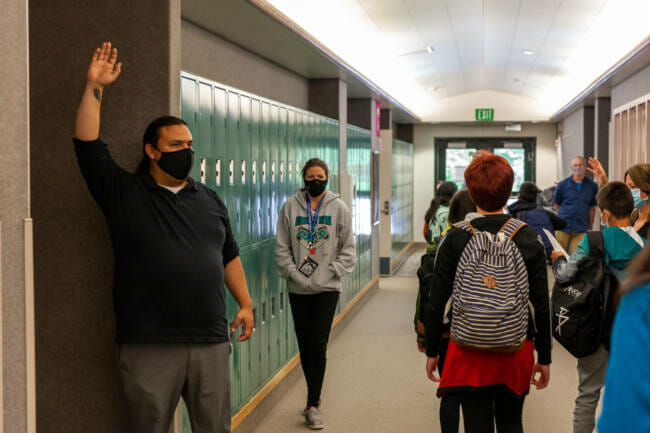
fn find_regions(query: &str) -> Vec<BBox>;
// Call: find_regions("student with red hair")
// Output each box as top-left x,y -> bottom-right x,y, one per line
423,154 -> 552,433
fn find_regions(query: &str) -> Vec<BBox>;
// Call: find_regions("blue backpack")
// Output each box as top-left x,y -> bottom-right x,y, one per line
515,209 -> 554,259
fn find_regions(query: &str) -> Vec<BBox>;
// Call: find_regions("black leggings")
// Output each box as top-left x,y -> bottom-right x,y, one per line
289,291 -> 340,407
459,388 -> 525,433
438,338 -> 461,433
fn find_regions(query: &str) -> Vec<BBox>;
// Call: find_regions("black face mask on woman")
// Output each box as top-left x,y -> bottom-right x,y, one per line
156,147 -> 194,180
305,179 -> 328,197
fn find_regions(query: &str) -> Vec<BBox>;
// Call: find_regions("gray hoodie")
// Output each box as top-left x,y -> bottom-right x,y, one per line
276,189 -> 356,294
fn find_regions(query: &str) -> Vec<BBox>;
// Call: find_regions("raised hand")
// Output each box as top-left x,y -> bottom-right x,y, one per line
587,157 -> 608,186
87,42 -> 122,88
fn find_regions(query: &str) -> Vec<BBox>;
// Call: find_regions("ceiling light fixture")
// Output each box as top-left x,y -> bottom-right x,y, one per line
522,50 -> 534,55
265,0 -> 650,120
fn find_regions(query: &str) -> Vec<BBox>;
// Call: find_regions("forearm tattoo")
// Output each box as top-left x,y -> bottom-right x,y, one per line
93,88 -> 102,103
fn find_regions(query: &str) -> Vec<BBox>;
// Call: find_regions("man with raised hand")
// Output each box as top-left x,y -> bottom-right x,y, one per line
74,42 -> 254,433
553,156 -> 598,255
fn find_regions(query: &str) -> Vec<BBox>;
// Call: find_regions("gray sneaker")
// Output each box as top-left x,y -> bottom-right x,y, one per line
304,406 -> 325,430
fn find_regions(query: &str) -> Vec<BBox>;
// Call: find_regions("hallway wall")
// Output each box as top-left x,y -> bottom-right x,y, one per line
29,1 -> 181,431
181,19 -> 309,111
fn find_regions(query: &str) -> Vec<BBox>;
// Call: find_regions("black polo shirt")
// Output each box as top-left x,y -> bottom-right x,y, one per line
74,138 -> 239,343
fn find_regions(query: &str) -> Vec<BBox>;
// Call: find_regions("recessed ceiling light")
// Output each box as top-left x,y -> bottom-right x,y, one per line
428,86 -> 437,92
426,46 -> 434,54
522,50 -> 534,55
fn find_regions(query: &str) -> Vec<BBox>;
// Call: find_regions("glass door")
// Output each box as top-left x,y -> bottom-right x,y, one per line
435,138 -> 535,195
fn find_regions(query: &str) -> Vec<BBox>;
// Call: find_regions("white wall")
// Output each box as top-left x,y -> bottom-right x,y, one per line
412,122 -> 557,242
421,91 -> 549,122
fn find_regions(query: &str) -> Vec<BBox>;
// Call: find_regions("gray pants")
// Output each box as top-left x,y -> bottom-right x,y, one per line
574,345 -> 608,433
118,342 -> 231,433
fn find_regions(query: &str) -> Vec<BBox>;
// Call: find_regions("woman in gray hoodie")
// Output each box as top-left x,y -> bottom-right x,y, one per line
276,158 -> 356,430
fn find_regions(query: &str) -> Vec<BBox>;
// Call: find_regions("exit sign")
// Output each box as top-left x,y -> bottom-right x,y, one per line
476,108 -> 494,121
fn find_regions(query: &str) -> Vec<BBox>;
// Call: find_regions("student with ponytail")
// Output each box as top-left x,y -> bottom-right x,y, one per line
423,182 -> 458,252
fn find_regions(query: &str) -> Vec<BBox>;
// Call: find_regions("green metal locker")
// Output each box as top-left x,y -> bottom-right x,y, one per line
227,92 -> 241,243
213,87 -> 227,196
240,95 -> 252,247
260,102 -> 271,241
251,99 -> 262,241
259,239 -> 271,379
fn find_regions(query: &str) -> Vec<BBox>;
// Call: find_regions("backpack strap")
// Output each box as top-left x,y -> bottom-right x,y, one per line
586,230 -> 611,341
587,231 -> 605,259
499,218 -> 528,240
452,220 -> 476,235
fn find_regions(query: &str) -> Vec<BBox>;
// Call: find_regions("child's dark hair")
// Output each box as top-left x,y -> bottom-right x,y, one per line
519,181 -> 540,202
301,158 -> 329,179
448,190 -> 477,224
596,181 -> 634,219
424,182 -> 458,224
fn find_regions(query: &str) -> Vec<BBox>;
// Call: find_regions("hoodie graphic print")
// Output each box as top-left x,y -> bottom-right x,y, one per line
275,190 -> 356,294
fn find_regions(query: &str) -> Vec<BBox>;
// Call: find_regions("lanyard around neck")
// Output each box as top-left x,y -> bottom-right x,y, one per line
306,194 -> 325,250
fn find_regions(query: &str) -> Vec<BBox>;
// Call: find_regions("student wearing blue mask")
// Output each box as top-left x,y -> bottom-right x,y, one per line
587,159 -> 650,238
551,181 -> 646,433
623,164 -> 650,237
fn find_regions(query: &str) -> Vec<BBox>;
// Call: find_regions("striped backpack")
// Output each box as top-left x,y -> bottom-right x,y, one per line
450,218 -> 531,351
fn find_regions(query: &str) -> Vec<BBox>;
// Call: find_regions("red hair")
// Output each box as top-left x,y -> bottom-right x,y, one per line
464,154 -> 514,211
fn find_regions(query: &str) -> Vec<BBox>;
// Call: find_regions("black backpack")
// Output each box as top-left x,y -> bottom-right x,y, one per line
551,231 -> 616,358
416,250 -> 437,325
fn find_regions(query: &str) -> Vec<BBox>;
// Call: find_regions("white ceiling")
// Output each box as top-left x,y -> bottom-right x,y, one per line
371,0 -> 607,99
264,0 -> 650,121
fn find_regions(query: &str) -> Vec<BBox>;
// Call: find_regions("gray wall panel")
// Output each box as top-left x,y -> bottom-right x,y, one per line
30,1 -> 181,432
611,64 -> 650,110
0,0 -> 31,431
561,108 -> 585,176
181,19 -> 309,110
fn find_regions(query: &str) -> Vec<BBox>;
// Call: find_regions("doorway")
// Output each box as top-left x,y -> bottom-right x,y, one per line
435,137 -> 536,194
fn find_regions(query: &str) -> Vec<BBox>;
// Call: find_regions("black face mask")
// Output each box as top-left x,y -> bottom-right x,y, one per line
305,179 -> 328,197
156,148 -> 194,180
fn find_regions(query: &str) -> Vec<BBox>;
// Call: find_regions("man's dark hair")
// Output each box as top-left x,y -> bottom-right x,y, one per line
519,181 -> 540,202
136,116 -> 188,174
597,181 -> 634,219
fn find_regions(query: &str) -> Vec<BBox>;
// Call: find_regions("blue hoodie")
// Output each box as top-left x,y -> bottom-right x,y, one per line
554,226 -> 645,283
598,282 -> 650,432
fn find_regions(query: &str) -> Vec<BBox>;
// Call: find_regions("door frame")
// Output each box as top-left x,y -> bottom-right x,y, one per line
434,137 -> 536,194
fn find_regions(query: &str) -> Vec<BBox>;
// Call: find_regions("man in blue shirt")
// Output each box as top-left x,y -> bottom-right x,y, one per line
553,156 -> 598,254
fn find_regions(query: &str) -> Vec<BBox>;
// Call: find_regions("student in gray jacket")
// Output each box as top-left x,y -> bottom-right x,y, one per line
276,158 -> 356,430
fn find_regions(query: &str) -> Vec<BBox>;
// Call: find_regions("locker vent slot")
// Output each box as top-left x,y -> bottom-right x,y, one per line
241,160 -> 246,185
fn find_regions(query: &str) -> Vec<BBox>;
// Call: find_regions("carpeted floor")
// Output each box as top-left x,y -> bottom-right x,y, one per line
247,250 -> 584,433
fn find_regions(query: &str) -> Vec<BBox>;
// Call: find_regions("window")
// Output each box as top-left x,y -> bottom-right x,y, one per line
436,138 -> 535,194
